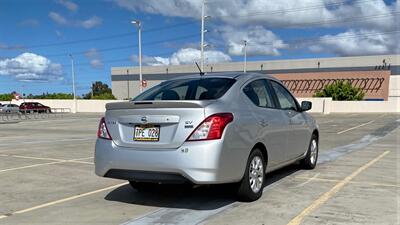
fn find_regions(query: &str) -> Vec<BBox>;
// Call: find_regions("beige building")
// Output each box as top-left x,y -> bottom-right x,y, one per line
111,54 -> 400,100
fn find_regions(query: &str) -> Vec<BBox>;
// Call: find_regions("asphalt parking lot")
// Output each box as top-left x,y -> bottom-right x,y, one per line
0,113 -> 398,225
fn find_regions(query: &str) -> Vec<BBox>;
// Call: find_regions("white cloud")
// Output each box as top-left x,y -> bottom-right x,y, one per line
112,0 -> 398,31
114,0 -> 202,18
219,25 -> 287,56
309,29 -> 400,56
48,11 -> 102,29
137,48 -> 231,66
49,12 -> 68,25
55,30 -> 63,37
56,0 -> 78,12
0,53 -> 63,82
77,16 -> 102,29
18,19 -> 40,27
84,48 -> 103,69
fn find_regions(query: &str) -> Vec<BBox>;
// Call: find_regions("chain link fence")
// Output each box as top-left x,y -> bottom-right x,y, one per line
0,108 -> 71,123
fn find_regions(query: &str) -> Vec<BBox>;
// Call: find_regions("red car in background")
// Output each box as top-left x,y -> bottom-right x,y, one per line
19,102 -> 51,113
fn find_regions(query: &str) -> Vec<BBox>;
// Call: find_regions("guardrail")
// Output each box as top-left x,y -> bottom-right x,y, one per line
0,108 -> 71,122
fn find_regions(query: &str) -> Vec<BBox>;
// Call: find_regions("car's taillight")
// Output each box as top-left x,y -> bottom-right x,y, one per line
187,113 -> 233,141
97,117 -> 112,140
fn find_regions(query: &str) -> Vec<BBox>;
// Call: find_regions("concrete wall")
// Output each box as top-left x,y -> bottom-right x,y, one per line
111,54 -> 400,100
112,79 -> 161,100
297,97 -> 399,114
113,54 -> 399,75
2,98 -> 398,114
0,99 -> 127,113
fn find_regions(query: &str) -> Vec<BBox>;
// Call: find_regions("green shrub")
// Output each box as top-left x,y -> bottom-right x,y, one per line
91,93 -> 116,100
314,80 -> 365,101
0,93 -> 13,101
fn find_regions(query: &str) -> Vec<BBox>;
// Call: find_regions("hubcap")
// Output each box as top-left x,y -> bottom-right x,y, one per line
249,156 -> 264,193
310,139 -> 318,165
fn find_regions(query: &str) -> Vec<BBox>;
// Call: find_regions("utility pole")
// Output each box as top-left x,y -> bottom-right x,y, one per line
91,82 -> 94,99
69,54 -> 77,113
200,0 -> 206,72
131,20 -> 143,93
243,40 -> 247,73
127,69 -> 130,99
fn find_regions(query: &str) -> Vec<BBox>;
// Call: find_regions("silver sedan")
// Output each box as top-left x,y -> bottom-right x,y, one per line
95,73 -> 319,201
0,104 -> 20,113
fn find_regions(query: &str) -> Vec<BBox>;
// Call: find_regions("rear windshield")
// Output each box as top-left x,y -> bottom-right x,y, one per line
133,78 -> 236,101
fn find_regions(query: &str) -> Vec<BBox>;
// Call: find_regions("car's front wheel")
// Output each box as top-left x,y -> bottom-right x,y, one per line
237,148 -> 266,202
300,134 -> 318,169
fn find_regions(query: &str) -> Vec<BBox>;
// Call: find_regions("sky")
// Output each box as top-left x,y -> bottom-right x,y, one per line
0,0 -> 399,96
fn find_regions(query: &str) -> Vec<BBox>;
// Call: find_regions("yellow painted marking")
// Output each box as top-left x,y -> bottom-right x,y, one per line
337,120 -> 374,134
294,176 -> 400,188
0,182 -> 128,219
287,150 -> 390,225
0,157 -> 94,173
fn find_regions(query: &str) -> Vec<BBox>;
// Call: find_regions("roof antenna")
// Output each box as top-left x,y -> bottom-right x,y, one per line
195,62 -> 204,76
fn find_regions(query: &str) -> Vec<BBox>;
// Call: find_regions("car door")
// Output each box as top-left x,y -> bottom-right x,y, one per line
269,80 -> 310,160
242,79 -> 289,168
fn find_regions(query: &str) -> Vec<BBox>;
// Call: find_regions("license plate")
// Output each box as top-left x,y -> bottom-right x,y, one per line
134,125 -> 160,141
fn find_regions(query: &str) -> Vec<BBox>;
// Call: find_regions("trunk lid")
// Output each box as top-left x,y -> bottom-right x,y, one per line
105,101 -> 211,149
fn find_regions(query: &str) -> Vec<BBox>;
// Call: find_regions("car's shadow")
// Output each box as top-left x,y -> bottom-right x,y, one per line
104,164 -> 301,210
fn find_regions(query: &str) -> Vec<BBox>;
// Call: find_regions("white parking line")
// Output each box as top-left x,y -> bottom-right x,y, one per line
0,154 -> 94,163
0,137 -> 94,147
0,182 -> 128,220
337,120 -> 374,134
0,157 -> 94,173
292,173 -> 320,188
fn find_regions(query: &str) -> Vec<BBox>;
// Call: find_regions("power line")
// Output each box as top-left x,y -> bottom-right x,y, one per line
3,0 -> 391,50
3,21 -> 198,50
46,33 -> 199,57
66,50 -> 177,68
213,11 -> 399,27
209,11 -> 399,33
215,0 -> 383,17
223,29 -> 400,48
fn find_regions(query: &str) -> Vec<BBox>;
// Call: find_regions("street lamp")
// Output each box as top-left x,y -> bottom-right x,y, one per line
200,0 -> 210,72
131,20 -> 143,93
243,40 -> 247,73
69,54 -> 77,113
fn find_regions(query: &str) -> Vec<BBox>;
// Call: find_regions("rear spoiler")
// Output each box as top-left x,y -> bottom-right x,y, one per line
106,100 -> 215,110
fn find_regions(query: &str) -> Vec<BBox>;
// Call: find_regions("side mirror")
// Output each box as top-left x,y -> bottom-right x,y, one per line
301,101 -> 312,111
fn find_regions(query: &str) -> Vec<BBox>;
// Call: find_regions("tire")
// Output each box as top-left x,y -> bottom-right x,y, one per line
300,134 -> 318,169
237,148 -> 266,202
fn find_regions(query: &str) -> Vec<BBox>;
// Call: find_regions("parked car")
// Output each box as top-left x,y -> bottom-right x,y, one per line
19,102 -> 51,113
95,73 -> 319,201
0,104 -> 20,113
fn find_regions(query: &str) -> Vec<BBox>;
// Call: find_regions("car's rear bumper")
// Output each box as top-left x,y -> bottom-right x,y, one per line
94,138 -> 243,184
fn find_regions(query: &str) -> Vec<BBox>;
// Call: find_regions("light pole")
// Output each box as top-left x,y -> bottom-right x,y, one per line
243,40 -> 247,73
69,54 -> 77,113
131,20 -> 143,93
200,0 -> 209,72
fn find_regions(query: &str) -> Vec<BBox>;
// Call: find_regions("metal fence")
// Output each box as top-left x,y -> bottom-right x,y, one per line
0,108 -> 71,122
281,77 -> 385,94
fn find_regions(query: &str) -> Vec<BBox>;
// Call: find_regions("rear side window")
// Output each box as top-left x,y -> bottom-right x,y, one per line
243,79 -> 274,108
270,81 -> 298,111
133,78 -> 236,101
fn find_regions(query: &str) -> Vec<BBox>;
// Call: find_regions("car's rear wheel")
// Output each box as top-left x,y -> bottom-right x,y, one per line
237,148 -> 266,202
300,134 -> 318,169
